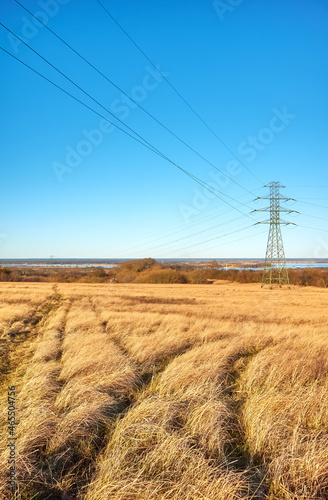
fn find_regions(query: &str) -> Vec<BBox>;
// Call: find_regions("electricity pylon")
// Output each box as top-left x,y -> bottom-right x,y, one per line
253,182 -> 297,287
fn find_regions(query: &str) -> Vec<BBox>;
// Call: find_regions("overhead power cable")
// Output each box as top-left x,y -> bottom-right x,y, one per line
147,219 -> 251,254
132,210 -> 251,250
162,226 -> 266,257
1,22 -> 181,157
144,222 -> 252,257
0,30 -> 255,219
118,213 -> 250,257
205,228 -> 268,253
297,200 -> 328,210
2,18 -> 257,214
128,200 -> 252,248
14,0 -> 257,196
95,0 -> 263,185
299,212 -> 328,223
86,189 -> 260,256
0,45 -> 162,154
297,224 -> 328,232
166,223 -> 254,252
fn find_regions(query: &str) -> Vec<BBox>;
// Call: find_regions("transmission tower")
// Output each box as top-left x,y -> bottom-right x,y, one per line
253,182 -> 297,287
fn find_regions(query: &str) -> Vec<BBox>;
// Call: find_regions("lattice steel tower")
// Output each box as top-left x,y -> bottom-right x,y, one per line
253,182 -> 296,287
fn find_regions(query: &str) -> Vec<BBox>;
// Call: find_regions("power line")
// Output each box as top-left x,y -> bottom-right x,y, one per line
207,228 -> 267,252
297,200 -> 328,210
133,197 -> 252,243
95,0 -> 264,185
0,24 -> 163,155
2,8 -> 325,258
297,224 -> 328,232
119,214 -> 250,257
86,189 -> 260,256
117,210 -> 242,254
0,38 -> 254,220
165,227 -> 267,257
13,0 -> 257,197
135,210 -> 250,248
299,212 -> 328,223
90,185 -> 264,256
165,223 -> 254,252
1,19 -> 259,215
169,171 -> 254,218
0,46 -> 160,156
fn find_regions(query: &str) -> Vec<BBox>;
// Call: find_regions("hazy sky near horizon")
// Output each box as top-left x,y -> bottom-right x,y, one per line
1,0 -> 328,259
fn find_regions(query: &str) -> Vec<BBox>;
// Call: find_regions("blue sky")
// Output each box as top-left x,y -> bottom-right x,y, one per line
1,0 -> 328,259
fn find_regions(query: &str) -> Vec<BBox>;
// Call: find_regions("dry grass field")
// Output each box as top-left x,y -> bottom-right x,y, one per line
0,281 -> 328,499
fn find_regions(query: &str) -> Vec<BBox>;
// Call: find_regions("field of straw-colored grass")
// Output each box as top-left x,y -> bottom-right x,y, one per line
0,281 -> 327,499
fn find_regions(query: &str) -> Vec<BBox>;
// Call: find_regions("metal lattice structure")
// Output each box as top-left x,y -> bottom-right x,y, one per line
253,182 -> 297,287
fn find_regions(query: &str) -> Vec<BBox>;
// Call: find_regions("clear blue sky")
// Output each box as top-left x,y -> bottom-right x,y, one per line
1,0 -> 328,259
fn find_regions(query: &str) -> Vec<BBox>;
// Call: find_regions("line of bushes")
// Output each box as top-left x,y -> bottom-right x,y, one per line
206,267 -> 328,287
1,261 -> 328,287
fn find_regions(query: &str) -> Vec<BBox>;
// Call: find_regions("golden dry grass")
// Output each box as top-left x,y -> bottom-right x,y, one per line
0,281 -> 327,499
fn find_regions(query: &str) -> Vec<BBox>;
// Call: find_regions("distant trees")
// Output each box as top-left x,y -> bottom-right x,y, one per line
135,268 -> 188,284
0,267 -> 12,281
0,268 -> 23,282
91,267 -> 108,279
289,269 -> 328,288
204,267 -> 328,288
188,269 -> 208,284
115,260 -> 208,284
119,258 -> 156,273
207,260 -> 222,269
1,261 -> 327,287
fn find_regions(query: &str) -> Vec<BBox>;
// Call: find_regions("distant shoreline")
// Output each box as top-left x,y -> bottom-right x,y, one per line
1,258 -> 328,270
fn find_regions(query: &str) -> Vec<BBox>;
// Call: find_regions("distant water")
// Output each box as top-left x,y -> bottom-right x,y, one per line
222,263 -> 328,270
1,262 -> 328,270
1,263 -> 115,268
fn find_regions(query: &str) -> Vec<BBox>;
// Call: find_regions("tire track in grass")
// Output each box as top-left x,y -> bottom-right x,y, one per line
234,343 -> 328,499
82,296 -> 271,498
40,296 -> 141,499
222,343 -> 273,499
26,295 -> 73,500
46,294 -> 268,499
84,297 -> 252,499
89,294 -> 195,401
83,341 -> 255,499
0,286 -> 58,386
76,296 -> 198,499
0,285 -> 68,499
137,338 -> 274,499
0,284 -> 64,396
